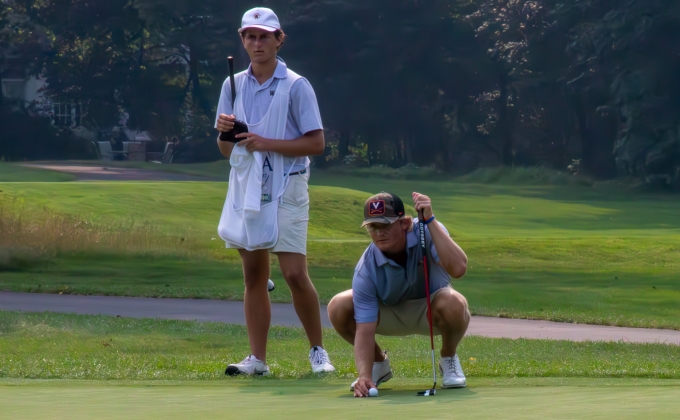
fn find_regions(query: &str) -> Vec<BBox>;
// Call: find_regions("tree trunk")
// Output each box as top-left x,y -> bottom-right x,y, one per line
405,135 -> 414,164
574,96 -> 595,175
338,130 -> 350,158
499,73 -> 513,166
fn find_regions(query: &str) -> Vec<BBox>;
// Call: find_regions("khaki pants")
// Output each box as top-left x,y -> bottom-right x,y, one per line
375,287 -> 451,336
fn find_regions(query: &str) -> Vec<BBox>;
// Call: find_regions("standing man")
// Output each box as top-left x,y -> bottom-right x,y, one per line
327,192 -> 470,397
215,7 -> 334,376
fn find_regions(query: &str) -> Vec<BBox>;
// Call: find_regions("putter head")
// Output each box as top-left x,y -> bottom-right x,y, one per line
417,388 -> 436,397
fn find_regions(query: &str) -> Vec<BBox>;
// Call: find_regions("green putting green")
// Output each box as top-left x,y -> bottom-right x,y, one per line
2,379 -> 679,419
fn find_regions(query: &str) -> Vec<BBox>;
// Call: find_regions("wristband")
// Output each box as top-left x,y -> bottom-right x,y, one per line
423,215 -> 435,225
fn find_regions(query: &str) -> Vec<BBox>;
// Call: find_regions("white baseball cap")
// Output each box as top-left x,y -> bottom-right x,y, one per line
239,7 -> 281,33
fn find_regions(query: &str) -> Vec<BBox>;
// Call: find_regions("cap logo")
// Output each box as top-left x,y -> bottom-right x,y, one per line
253,13 -> 260,19
368,200 -> 385,216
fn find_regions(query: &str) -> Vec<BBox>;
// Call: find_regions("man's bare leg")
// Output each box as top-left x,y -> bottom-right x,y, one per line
328,290 -> 385,362
277,252 -> 324,348
431,288 -> 470,357
239,248 -> 271,361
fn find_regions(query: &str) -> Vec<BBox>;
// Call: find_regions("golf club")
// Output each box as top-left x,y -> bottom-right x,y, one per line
218,56 -> 248,143
417,209 -> 437,397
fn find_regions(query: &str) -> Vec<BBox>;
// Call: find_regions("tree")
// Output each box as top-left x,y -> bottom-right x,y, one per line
562,0 -> 680,183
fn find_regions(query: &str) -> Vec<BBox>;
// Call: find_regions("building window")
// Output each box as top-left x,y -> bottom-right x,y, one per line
52,100 -> 83,127
1,79 -> 25,100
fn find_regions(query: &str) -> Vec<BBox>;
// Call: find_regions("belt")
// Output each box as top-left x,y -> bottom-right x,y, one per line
287,168 -> 307,176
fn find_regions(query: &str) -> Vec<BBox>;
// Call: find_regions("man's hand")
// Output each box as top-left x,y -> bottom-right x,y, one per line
216,113 -> 235,132
236,133 -> 273,153
353,378 -> 377,398
412,192 -> 433,220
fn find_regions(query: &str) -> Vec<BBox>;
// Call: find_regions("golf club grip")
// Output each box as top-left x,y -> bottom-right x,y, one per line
228,56 -> 236,108
218,56 -> 248,143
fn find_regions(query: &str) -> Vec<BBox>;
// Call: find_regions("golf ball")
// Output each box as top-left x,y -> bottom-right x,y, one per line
368,388 -> 378,397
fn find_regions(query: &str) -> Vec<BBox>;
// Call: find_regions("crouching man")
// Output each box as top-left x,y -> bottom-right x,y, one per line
328,192 -> 470,397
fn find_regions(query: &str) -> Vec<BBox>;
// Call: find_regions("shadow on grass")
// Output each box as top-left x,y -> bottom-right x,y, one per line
335,387 -> 479,405
232,377 -> 479,406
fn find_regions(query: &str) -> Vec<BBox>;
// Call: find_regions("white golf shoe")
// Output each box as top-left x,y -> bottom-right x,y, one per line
309,346 -> 336,373
225,355 -> 270,376
439,354 -> 466,388
350,351 -> 393,391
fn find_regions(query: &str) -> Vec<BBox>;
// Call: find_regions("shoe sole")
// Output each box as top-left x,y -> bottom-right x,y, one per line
376,371 -> 393,387
350,370 -> 393,391
312,367 -> 336,374
441,382 -> 467,389
225,366 -> 269,376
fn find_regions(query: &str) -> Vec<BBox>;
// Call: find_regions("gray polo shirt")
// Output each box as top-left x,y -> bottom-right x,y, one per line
353,219 -> 452,324
214,57 -> 323,174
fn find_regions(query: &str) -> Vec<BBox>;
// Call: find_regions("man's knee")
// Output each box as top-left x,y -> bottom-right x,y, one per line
432,289 -> 469,327
240,252 -> 270,289
328,290 -> 354,329
281,267 -> 311,292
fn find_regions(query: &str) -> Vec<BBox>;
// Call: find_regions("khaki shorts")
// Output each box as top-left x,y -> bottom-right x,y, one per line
375,287 -> 451,336
270,172 -> 309,255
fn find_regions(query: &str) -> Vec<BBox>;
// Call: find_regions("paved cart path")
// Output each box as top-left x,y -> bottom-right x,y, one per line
2,292 -> 679,345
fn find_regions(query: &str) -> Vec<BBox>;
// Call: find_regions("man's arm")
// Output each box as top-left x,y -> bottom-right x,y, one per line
352,265 -> 379,397
214,75 -> 235,158
427,220 -> 468,278
412,192 -> 468,278
235,129 -> 325,157
354,321 -> 378,397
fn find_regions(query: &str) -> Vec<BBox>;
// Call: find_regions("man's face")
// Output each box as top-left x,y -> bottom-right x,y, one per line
366,218 -> 409,254
241,28 -> 281,64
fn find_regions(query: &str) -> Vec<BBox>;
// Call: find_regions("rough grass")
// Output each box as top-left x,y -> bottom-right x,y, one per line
0,195 -> 195,272
1,312 -> 679,381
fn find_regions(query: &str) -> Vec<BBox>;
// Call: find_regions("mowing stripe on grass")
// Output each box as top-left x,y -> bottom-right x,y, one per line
1,379 -> 679,420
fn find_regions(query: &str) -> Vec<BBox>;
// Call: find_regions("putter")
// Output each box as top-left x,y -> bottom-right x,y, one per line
218,56 -> 249,143
417,209 -> 437,397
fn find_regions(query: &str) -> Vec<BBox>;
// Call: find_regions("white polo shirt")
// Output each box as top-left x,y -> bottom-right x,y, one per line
214,57 -> 323,174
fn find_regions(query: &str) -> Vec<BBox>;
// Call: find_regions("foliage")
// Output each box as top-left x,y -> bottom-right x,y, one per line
0,105 -> 96,161
2,0 -> 679,183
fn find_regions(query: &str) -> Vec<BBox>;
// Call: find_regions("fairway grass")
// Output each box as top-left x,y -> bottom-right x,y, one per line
1,177 -> 679,329
2,378 -> 680,420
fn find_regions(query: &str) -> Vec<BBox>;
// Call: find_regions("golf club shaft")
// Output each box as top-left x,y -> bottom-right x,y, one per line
419,210 -> 437,389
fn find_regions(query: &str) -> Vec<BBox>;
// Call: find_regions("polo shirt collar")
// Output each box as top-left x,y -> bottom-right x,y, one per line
245,56 -> 288,81
373,230 -> 419,267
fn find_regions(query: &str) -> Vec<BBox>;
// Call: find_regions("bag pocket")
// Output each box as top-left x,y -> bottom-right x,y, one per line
243,200 -> 279,249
